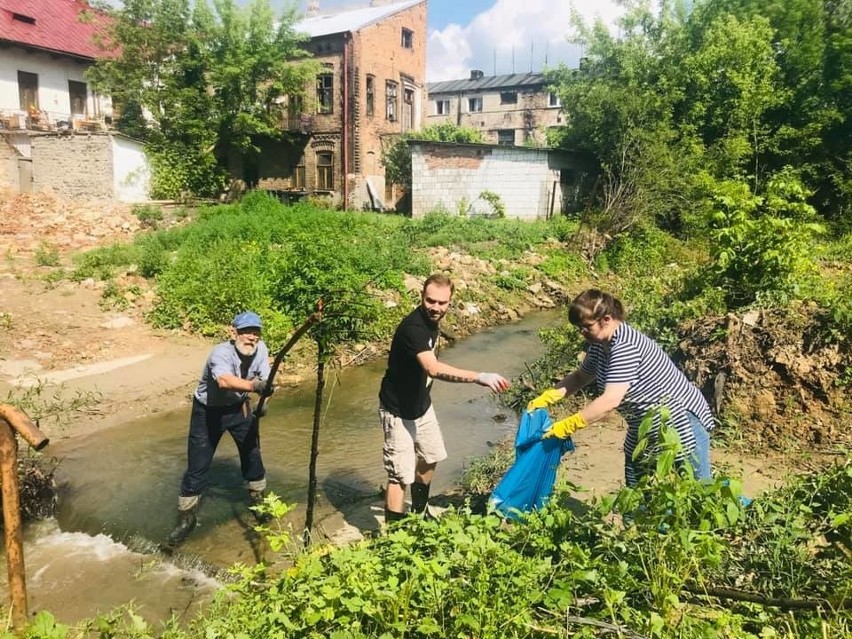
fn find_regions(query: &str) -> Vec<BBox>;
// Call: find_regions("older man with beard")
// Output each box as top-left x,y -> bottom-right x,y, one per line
166,311 -> 273,549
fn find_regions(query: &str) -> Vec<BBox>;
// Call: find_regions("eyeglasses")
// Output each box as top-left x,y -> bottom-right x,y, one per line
577,318 -> 600,334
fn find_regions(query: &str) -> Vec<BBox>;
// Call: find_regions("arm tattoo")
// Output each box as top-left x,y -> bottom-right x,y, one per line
433,371 -> 471,383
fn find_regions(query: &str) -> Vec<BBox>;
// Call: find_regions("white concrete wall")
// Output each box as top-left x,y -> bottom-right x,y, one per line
0,47 -> 111,122
112,135 -> 150,202
411,144 -> 562,220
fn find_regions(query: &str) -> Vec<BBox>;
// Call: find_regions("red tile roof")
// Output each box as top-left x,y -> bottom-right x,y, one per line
0,0 -> 115,60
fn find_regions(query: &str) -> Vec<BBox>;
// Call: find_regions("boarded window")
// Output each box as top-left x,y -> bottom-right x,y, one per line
366,75 -> 375,117
316,151 -> 333,190
468,97 -> 483,112
401,28 -> 413,49
293,164 -> 306,189
385,80 -> 398,121
316,73 -> 333,114
18,71 -> 38,111
69,80 -> 87,116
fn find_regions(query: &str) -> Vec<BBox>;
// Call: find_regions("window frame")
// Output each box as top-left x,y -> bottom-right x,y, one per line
68,80 -> 87,116
18,70 -> 38,111
468,96 -> 483,112
548,92 -> 561,107
385,80 -> 398,121
316,72 -> 334,115
497,129 -> 515,146
316,151 -> 334,190
365,74 -> 375,117
401,28 -> 413,49
434,99 -> 450,115
499,91 -> 518,105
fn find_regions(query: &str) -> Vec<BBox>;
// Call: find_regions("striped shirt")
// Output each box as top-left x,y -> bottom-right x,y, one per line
580,322 -> 714,465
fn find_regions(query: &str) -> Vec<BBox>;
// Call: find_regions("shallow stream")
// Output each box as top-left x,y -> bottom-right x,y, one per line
5,310 -> 562,625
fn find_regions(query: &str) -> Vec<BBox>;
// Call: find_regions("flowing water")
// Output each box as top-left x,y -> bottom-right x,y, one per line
6,310 -> 562,625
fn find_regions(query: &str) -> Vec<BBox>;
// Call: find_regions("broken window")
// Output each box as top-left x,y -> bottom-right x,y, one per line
499,91 -> 518,105
434,99 -> 450,115
401,28 -> 413,49
385,80 -> 398,121
18,71 -> 38,112
316,73 -> 333,114
468,97 -> 483,112
366,75 -> 375,117
316,151 -> 334,190
69,80 -> 87,116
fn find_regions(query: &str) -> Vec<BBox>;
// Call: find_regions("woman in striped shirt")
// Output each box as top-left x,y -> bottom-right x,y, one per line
529,289 -> 713,486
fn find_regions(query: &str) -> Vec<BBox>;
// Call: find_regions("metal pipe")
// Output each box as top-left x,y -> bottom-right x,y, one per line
342,31 -> 350,210
0,404 -> 50,630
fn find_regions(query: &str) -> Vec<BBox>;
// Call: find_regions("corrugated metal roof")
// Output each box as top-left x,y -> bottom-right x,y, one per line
0,0 -> 114,60
295,0 -> 424,38
428,72 -> 548,94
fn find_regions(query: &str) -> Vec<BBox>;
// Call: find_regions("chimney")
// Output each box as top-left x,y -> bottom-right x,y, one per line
470,69 -> 484,80
306,0 -> 319,18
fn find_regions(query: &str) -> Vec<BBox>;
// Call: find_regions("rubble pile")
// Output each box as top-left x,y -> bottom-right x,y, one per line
0,189 -> 141,256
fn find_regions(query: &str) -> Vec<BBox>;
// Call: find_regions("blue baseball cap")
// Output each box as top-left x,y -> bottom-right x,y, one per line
232,311 -> 262,330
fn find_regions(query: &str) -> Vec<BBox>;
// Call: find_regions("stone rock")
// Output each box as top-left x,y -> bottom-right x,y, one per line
100,316 -> 135,329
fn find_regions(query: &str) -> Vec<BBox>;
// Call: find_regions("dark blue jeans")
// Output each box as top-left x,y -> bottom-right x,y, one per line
624,412 -> 712,487
179,398 -> 265,497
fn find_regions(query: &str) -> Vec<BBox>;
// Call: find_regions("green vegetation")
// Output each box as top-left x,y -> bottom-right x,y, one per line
70,193 -> 587,348
15,445 -> 850,638
88,0 -> 317,199
548,0 -> 851,240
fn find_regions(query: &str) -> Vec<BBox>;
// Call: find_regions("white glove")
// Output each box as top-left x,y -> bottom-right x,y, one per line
475,372 -> 510,393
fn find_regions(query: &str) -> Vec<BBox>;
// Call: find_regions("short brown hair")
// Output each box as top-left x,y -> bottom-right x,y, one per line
568,289 -> 625,325
422,273 -> 454,295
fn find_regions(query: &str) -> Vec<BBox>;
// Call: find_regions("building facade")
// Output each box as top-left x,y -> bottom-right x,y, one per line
0,0 -> 150,201
0,0 -> 114,134
250,0 -> 427,210
426,71 -> 563,147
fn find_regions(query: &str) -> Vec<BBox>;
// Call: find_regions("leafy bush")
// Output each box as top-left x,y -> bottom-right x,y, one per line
34,243 -> 60,267
705,173 -> 825,307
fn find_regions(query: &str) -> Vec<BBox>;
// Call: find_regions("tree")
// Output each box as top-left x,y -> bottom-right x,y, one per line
88,0 -> 317,198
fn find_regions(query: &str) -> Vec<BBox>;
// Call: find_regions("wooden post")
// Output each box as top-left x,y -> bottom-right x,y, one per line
0,405 -> 49,631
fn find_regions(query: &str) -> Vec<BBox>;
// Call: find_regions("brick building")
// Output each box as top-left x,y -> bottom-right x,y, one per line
250,0 -> 427,210
426,71 -> 563,147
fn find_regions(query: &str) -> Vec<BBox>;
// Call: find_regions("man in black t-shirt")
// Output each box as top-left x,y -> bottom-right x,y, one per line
379,273 -> 511,523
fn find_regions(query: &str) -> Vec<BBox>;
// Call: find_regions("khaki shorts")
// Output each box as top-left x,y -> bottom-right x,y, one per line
380,404 -> 447,486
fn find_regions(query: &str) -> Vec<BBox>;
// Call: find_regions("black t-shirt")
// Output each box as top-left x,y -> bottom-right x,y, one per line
379,306 -> 438,419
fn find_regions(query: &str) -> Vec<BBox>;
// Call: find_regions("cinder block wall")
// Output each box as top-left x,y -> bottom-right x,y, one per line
32,134 -> 114,200
411,143 -> 557,220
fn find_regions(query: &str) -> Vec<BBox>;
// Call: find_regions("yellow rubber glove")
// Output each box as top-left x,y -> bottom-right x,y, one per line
543,412 -> 587,439
526,388 -> 565,412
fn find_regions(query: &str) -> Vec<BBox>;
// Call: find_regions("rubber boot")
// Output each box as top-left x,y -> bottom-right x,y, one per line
165,496 -> 199,550
411,482 -> 437,520
384,508 -> 407,526
249,490 -> 272,524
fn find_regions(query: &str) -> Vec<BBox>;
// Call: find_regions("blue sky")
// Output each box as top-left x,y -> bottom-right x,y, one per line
293,0 -> 624,81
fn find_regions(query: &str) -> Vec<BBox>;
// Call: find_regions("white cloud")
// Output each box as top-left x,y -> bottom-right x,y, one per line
427,0 -> 624,82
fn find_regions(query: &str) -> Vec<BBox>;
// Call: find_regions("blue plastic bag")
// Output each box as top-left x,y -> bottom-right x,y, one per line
489,408 -> 574,520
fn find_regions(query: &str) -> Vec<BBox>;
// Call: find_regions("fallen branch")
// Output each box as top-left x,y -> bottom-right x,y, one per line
683,583 -> 852,610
